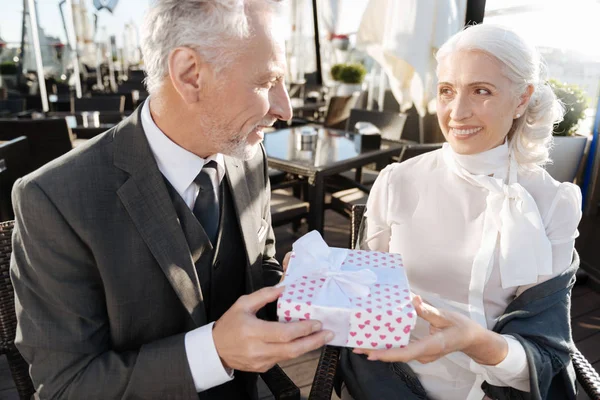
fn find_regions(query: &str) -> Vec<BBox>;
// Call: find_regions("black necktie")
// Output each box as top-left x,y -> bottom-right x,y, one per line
193,161 -> 220,244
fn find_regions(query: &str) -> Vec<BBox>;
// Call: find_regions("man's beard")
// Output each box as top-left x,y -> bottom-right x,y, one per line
211,125 -> 260,161
222,134 -> 260,160
218,120 -> 275,160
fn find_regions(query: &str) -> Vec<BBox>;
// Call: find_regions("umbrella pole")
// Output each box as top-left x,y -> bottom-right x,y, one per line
65,0 -> 83,98
104,28 -> 117,92
311,0 -> 323,85
465,0 -> 487,25
17,0 -> 27,89
366,68 -> 375,110
27,0 -> 49,112
377,67 -> 385,112
419,115 -> 424,144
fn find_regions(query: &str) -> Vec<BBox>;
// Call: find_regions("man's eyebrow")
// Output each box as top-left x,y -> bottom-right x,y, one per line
261,66 -> 285,79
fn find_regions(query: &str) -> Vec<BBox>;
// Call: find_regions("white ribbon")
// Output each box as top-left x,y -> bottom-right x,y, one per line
442,143 -> 552,288
289,231 -> 377,307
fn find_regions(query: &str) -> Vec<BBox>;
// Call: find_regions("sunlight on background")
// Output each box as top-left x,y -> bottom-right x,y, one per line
485,0 -> 600,61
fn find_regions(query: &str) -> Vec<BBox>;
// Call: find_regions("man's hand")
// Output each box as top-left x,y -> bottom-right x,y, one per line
353,296 -> 508,366
282,252 -> 292,273
279,252 -> 293,283
213,286 -> 334,373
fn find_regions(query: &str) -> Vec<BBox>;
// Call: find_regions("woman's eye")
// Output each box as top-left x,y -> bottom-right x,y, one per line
438,88 -> 453,96
475,88 -> 491,95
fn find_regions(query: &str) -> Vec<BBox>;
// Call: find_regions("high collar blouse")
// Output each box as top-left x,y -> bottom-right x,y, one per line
363,143 -> 582,400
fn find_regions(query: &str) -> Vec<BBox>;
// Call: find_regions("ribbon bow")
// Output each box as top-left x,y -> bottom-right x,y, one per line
442,143 -> 552,288
289,231 -> 377,306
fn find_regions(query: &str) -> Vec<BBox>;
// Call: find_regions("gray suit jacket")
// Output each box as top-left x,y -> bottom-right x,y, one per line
10,106 -> 282,399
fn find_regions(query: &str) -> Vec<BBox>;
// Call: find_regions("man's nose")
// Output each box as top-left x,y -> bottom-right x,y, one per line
269,83 -> 293,121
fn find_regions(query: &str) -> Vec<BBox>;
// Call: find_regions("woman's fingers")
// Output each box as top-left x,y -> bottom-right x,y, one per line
414,298 -> 452,329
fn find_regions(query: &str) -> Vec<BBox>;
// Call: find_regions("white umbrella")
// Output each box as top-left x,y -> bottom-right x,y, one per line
356,0 -> 467,117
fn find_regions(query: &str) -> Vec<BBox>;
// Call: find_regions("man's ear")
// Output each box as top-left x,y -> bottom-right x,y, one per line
167,47 -> 210,104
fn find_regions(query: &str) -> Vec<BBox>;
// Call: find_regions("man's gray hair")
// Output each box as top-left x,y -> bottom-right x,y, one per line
436,24 -> 564,169
140,0 -> 281,94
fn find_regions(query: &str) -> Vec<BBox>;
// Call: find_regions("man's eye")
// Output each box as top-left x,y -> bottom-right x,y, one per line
262,80 -> 277,90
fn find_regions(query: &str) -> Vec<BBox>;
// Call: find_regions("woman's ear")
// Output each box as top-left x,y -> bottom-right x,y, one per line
515,84 -> 534,117
167,47 -> 210,104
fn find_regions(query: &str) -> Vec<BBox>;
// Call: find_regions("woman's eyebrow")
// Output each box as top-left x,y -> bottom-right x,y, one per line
437,81 -> 497,89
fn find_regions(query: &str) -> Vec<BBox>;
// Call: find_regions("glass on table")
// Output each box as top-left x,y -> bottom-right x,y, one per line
81,111 -> 101,128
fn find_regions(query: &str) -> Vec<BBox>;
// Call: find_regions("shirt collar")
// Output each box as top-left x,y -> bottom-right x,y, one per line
141,98 -> 225,196
447,139 -> 509,179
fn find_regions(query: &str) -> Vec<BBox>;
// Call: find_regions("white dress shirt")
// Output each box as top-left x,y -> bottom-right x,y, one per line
141,99 -> 233,392
363,141 -> 582,400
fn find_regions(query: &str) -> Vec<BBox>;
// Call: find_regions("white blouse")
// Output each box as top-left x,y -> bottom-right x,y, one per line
363,141 -> 582,400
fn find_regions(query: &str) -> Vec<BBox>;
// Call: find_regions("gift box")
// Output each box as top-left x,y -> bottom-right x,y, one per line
277,231 -> 416,349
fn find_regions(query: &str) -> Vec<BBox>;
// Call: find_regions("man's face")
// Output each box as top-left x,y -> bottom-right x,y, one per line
198,10 -> 292,160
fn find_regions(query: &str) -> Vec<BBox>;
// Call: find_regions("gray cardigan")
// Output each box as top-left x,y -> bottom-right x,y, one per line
338,252 -> 579,400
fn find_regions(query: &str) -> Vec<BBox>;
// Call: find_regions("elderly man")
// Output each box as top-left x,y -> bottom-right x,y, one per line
10,0 -> 333,398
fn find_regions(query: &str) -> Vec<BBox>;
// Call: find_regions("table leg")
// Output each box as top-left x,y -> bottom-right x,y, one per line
355,167 -> 363,184
307,175 -> 326,233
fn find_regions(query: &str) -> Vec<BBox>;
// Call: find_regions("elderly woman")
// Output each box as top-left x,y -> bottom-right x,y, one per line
337,24 -> 582,400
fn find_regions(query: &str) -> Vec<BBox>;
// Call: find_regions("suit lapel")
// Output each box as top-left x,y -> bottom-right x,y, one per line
223,156 -> 263,292
113,105 -> 208,327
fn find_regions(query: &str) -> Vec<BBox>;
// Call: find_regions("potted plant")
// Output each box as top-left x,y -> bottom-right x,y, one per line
330,63 -> 366,96
545,79 -> 590,182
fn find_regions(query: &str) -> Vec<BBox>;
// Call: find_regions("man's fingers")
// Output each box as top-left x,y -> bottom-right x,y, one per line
268,329 -> 335,361
257,319 -> 324,343
239,286 -> 286,314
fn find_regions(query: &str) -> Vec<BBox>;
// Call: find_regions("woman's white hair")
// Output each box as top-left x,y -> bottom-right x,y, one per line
140,0 -> 280,94
435,24 -> 564,169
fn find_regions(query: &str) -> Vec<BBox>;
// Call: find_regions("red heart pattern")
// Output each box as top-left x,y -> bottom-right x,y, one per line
277,248 -> 415,349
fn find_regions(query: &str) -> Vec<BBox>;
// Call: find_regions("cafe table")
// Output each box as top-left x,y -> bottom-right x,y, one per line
263,126 -> 405,233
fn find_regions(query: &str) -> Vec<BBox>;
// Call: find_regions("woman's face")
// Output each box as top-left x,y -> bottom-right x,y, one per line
436,50 -> 527,155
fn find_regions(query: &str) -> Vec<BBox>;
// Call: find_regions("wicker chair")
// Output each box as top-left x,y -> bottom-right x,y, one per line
0,221 -> 35,399
0,221 -> 300,400
309,205 -> 600,399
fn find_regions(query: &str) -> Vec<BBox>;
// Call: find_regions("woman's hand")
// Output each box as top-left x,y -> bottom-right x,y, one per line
354,296 -> 508,366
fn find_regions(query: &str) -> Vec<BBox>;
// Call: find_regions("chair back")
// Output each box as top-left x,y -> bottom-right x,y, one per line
398,143 -> 443,162
0,137 -> 32,222
0,99 -> 26,115
288,82 -> 305,99
0,118 -> 73,170
127,69 -> 147,83
346,109 -> 407,142
0,221 -> 36,399
324,93 -> 360,129
24,96 -> 43,112
72,96 -> 125,113
399,106 -> 421,143
118,81 -> 147,93
93,92 -> 134,112
382,90 -> 400,112
351,204 -> 366,249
